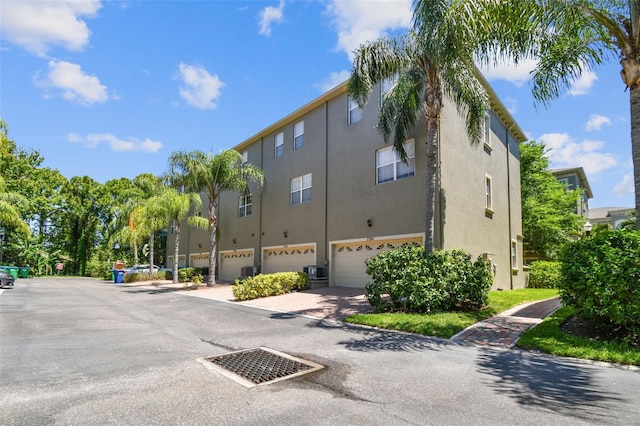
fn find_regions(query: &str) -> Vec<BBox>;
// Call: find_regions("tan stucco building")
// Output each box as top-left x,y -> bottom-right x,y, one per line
168,75 -> 527,290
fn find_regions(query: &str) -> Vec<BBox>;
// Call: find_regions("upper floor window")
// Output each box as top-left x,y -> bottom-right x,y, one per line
241,150 -> 248,163
511,240 -> 518,270
348,96 -> 363,125
483,113 -> 492,149
376,140 -> 415,184
275,132 -> 284,158
381,73 -> 399,104
291,173 -> 312,205
294,121 -> 304,150
485,174 -> 494,213
239,193 -> 252,217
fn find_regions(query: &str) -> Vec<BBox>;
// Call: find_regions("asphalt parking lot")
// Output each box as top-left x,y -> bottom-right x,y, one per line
1,278 -> 638,425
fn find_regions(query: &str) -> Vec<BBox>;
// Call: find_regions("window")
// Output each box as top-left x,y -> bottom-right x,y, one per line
294,121 -> 304,150
291,173 -> 312,205
381,73 -> 399,103
241,150 -> 248,163
275,132 -> 284,158
239,193 -> 252,217
483,113 -> 492,149
485,175 -> 493,213
511,240 -> 518,270
348,96 -> 363,125
376,140 -> 415,184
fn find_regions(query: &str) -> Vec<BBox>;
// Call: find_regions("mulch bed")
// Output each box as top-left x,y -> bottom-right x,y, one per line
560,316 -> 639,349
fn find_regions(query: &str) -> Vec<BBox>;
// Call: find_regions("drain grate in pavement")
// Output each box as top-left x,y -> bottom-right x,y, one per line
197,347 -> 323,388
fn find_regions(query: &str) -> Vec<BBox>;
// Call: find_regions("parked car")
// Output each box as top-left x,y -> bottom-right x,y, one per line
125,264 -> 160,274
0,270 -> 15,288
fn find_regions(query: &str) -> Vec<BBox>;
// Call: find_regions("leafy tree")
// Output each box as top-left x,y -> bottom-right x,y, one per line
520,140 -> 584,260
348,1 -> 489,253
0,175 -> 30,238
147,186 -> 208,283
470,0 -> 639,228
168,149 -> 264,286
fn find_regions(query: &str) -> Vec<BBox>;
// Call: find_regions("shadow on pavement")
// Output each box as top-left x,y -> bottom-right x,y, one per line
475,348 -> 628,422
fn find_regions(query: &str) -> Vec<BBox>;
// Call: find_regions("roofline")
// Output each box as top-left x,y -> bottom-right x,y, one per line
234,68 -> 528,152
551,167 -> 594,199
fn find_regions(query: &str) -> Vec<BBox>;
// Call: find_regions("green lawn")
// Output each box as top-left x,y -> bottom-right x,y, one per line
517,306 -> 640,366
344,288 -> 558,338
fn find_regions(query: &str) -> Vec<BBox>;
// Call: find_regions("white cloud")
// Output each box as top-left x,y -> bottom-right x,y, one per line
68,133 -> 162,153
613,173 -> 635,195
325,0 -> 412,59
0,0 -> 101,57
258,0 -> 285,36
35,60 -> 108,105
177,63 -> 224,110
585,114 -> 611,131
314,70 -> 350,92
539,132 -> 618,175
478,58 -> 537,87
569,70 -> 597,96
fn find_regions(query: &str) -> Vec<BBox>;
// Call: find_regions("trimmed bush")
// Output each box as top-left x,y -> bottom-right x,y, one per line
232,272 -> 309,301
178,267 -> 202,283
365,246 -> 492,313
559,229 -> 640,341
528,261 -> 562,288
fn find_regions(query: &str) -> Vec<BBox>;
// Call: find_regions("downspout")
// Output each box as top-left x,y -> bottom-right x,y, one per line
324,101 -> 329,283
506,128 -> 513,290
259,137 -> 264,273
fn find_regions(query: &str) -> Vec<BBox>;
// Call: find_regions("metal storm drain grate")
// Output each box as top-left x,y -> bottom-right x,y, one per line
197,347 -> 324,388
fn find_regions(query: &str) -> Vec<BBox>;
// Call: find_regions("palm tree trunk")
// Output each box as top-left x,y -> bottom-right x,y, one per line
173,220 -> 180,283
423,70 -> 442,254
631,85 -> 640,229
207,198 -> 218,286
148,232 -> 154,273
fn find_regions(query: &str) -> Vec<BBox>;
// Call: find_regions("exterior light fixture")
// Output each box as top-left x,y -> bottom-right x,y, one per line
366,218 -> 372,227
232,238 -> 237,244
584,221 -> 593,236
283,231 -> 288,238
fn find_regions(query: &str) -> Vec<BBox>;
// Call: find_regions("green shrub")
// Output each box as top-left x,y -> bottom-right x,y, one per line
86,258 -> 111,280
178,267 -> 201,283
232,272 -> 309,301
528,261 -> 562,288
365,246 -> 492,313
559,229 -> 640,340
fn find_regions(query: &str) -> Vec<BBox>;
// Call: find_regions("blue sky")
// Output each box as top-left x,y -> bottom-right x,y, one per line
0,0 -> 634,209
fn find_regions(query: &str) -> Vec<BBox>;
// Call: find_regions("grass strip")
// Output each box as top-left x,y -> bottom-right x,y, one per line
517,306 -> 640,366
344,288 -> 558,338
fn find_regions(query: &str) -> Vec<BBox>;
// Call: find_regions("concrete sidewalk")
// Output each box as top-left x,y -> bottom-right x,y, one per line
129,280 -> 561,348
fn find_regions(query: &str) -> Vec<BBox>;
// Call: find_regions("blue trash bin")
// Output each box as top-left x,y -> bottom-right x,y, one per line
114,270 -> 125,284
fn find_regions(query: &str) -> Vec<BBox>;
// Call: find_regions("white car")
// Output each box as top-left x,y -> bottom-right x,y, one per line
125,264 -> 160,274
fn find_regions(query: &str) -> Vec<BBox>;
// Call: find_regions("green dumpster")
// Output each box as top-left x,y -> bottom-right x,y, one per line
5,267 -> 18,280
19,267 -> 30,278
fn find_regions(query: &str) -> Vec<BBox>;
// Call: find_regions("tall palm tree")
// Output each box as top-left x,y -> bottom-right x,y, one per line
168,149 -> 264,286
131,174 -> 165,271
348,1 -> 489,253
148,186 -> 208,283
470,0 -> 639,228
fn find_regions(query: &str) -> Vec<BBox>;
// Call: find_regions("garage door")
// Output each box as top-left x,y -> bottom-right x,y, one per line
190,253 -> 209,268
262,245 -> 315,274
332,236 -> 423,288
219,250 -> 254,281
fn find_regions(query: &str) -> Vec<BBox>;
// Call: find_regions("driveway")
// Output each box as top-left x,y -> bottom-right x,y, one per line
1,278 -> 638,425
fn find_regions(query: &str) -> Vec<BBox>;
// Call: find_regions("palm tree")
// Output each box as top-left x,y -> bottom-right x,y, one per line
131,174 -> 165,271
470,0 -> 640,228
168,149 -> 264,286
348,2 -> 489,253
148,186 -> 208,283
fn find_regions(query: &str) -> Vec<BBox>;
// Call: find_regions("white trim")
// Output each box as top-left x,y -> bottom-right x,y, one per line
260,242 -> 317,274
485,174 -> 494,214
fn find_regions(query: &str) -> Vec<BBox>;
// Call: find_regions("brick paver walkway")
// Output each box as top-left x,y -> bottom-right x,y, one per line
451,297 -> 562,348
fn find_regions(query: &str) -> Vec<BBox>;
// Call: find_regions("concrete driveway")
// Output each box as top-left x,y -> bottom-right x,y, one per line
1,278 -> 638,425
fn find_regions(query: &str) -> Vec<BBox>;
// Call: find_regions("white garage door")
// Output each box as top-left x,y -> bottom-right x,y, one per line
332,236 -> 423,288
262,245 -> 315,274
219,250 -> 254,281
190,253 -> 209,268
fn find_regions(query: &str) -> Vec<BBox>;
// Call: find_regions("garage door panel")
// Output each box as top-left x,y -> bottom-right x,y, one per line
263,245 -> 315,274
220,250 -> 253,281
332,237 -> 422,288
